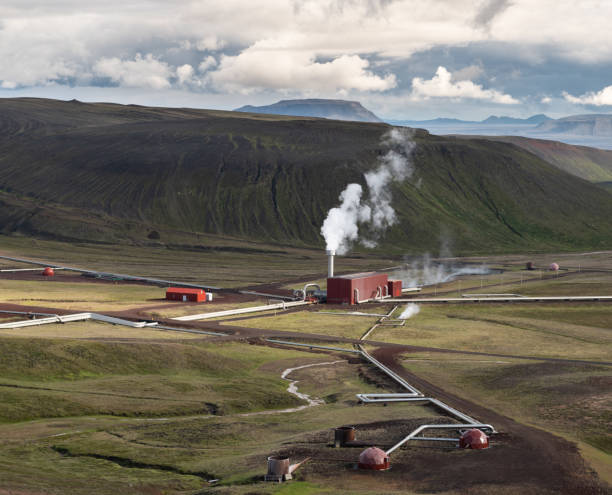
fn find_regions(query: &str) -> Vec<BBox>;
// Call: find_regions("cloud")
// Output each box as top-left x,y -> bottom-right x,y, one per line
93,54 -> 172,89
176,64 -> 195,85
563,86 -> 612,106
451,64 -> 485,82
196,35 -> 225,52
198,56 -> 218,73
540,96 -> 552,104
208,45 -> 397,93
411,66 -> 518,104
473,0 -> 513,28
0,0 -> 611,119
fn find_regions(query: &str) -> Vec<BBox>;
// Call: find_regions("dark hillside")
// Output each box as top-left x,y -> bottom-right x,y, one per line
1,98 -> 612,253
453,134 -> 612,182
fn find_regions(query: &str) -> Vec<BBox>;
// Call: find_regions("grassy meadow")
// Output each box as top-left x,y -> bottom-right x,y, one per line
0,241 -> 610,493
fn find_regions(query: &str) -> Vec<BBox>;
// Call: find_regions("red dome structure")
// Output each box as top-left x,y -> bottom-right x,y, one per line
358,447 -> 389,470
42,267 -> 54,277
549,263 -> 559,271
459,429 -> 489,449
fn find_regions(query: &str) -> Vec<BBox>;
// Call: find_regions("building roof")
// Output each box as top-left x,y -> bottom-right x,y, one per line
166,287 -> 205,294
330,271 -> 386,280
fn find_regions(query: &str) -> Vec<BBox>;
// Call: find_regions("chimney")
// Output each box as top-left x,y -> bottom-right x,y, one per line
326,249 -> 335,278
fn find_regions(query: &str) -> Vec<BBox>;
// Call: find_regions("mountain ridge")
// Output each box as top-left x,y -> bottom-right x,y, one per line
1,98 -> 611,254
234,98 -> 382,122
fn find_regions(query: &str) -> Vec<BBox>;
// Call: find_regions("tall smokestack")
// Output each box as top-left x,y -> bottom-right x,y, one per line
326,249 -> 335,278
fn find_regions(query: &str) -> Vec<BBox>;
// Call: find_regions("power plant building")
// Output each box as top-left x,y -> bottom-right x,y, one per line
166,287 -> 206,302
327,272 -> 389,305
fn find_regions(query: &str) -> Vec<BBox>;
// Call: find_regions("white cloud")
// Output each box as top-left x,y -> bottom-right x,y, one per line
208,45 -> 397,94
94,54 -> 172,89
198,56 -> 217,73
563,86 -> 612,106
451,64 -> 485,83
0,0 -> 611,111
411,66 -> 518,104
196,35 -> 225,52
176,64 -> 195,85
540,96 -> 552,104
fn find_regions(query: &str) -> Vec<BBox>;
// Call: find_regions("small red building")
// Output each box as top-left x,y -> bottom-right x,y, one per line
387,279 -> 402,298
166,287 -> 206,302
327,272 -> 389,305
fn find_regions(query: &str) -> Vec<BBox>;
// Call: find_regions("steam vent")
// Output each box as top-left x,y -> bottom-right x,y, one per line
549,262 -> 560,271
459,429 -> 489,449
358,447 -> 390,470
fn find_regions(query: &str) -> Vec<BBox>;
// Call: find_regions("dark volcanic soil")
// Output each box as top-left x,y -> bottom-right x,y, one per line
351,346 -> 610,494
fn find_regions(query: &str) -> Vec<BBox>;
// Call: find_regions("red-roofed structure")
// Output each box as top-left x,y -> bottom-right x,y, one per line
327,272 -> 388,305
166,287 -> 206,302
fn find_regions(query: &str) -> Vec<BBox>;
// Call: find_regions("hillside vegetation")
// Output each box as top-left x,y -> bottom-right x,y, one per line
459,135 -> 612,182
1,98 -> 612,253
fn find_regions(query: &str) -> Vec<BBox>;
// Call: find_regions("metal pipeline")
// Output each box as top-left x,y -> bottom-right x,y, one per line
353,309 -> 495,454
385,423 -> 495,455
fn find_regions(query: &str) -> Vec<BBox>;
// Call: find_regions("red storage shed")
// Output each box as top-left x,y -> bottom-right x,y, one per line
166,287 -> 206,302
327,272 -> 389,305
387,279 -> 402,298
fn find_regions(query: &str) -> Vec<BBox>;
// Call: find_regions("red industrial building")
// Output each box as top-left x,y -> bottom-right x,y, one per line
327,272 -> 389,305
387,279 -> 402,298
166,287 -> 206,302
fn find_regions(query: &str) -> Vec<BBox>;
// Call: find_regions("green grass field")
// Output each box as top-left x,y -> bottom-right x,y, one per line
0,243 -> 610,493
0,235 -> 397,288
220,311 -> 382,339
365,303 -> 612,361
0,334 -> 434,494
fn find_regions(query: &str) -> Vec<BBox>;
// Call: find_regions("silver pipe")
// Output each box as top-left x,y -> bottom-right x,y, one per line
355,334 -> 496,457
357,345 -> 423,396
386,423 -> 495,455
266,339 -> 361,354
0,254 -> 220,290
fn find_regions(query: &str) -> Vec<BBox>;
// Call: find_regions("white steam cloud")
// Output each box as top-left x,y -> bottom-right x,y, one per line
393,254 -> 493,287
398,303 -> 420,319
320,128 -> 415,254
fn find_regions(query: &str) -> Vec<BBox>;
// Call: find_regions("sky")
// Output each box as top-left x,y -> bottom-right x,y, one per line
1,0 -> 611,120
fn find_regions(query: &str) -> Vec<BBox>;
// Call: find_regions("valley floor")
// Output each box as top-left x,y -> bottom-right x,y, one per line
0,239 -> 610,494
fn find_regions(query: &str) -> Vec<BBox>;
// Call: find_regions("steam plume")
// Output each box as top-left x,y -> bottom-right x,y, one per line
393,254 -> 493,287
320,128 -> 415,254
399,303 -> 420,319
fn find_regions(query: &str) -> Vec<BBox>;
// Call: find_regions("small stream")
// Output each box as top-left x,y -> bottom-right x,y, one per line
238,360 -> 344,417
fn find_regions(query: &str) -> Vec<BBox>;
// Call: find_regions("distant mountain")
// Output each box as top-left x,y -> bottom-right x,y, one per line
389,117 -> 477,125
389,114 -> 550,126
234,99 -> 382,123
536,114 -> 612,136
482,114 -> 551,125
